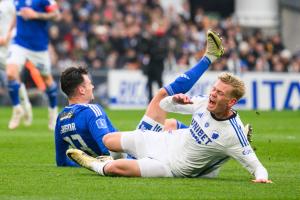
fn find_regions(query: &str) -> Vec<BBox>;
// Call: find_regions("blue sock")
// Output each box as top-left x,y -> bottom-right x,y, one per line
164,56 -> 211,95
46,82 -> 58,108
8,80 -> 21,106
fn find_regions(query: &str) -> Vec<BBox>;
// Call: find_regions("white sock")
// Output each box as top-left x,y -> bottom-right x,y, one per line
91,160 -> 112,176
204,54 -> 217,63
109,151 -> 127,159
19,83 -> 31,107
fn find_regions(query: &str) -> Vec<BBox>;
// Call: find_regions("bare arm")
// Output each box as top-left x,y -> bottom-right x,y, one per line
19,7 -> 61,21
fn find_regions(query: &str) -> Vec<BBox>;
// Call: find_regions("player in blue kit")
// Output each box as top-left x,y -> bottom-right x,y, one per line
6,0 -> 61,130
55,67 -> 117,166
55,30 -> 225,167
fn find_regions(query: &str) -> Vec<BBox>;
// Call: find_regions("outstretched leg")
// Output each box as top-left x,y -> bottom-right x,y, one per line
137,30 -> 224,130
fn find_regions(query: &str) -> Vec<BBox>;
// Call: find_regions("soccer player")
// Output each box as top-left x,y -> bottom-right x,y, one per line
55,30 -> 225,167
6,0 -> 61,130
68,73 -> 271,183
0,0 -> 15,96
0,0 -> 30,117
67,35 -> 272,184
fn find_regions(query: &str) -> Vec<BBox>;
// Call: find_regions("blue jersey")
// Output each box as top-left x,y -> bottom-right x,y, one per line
13,0 -> 58,51
55,104 -> 117,167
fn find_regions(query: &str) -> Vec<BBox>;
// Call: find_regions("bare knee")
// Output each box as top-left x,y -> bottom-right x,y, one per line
150,88 -> 168,105
102,133 -> 113,148
145,88 -> 168,123
103,132 -> 122,151
164,118 -> 178,131
6,64 -> 19,81
42,75 -> 54,87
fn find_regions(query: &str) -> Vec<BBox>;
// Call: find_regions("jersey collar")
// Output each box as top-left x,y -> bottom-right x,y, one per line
210,110 -> 237,121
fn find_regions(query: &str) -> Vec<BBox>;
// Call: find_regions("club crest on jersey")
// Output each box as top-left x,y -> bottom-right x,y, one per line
96,118 -> 107,129
211,132 -> 219,139
25,0 -> 32,6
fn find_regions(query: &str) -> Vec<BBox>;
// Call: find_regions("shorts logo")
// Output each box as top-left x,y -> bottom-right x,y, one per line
96,118 -> 107,129
138,121 -> 152,131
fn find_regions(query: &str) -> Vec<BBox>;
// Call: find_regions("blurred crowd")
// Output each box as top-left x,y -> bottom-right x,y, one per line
49,0 -> 300,73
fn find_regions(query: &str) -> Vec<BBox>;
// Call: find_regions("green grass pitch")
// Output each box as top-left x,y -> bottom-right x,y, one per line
0,107 -> 299,199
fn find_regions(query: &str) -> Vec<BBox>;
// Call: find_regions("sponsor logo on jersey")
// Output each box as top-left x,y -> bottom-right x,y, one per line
59,111 -> 74,121
190,119 -> 212,145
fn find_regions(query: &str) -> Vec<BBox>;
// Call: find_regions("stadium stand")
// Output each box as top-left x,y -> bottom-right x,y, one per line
48,0 -> 299,73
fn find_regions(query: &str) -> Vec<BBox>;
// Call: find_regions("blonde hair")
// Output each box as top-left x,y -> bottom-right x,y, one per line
218,72 -> 245,100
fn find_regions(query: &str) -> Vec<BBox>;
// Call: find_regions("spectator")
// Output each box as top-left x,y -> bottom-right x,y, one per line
46,0 -> 298,75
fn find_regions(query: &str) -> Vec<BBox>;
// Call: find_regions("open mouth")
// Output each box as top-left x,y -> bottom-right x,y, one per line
209,98 -> 216,105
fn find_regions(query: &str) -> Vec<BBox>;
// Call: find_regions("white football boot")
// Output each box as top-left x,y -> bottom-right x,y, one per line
66,149 -> 113,175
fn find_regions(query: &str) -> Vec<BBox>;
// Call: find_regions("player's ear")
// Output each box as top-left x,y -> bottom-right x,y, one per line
78,85 -> 85,95
228,98 -> 237,107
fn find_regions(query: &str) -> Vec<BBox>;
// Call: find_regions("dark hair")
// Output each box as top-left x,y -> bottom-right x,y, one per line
60,67 -> 88,97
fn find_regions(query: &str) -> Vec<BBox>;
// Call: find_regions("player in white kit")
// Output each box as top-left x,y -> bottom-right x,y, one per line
67,30 -> 271,183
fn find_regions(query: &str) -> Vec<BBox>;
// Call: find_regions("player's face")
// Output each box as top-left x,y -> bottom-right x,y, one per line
80,75 -> 94,102
207,80 -> 236,115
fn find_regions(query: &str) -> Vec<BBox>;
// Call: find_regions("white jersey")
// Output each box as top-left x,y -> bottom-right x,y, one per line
0,0 -> 15,65
160,95 -> 268,179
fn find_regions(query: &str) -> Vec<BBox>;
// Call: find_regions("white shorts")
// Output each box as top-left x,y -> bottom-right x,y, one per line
7,44 -> 51,75
0,46 -> 8,67
0,67 -> 6,88
120,129 -> 183,177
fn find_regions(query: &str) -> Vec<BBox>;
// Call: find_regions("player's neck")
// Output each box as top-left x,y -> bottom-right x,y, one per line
212,109 -> 233,120
68,97 -> 90,105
